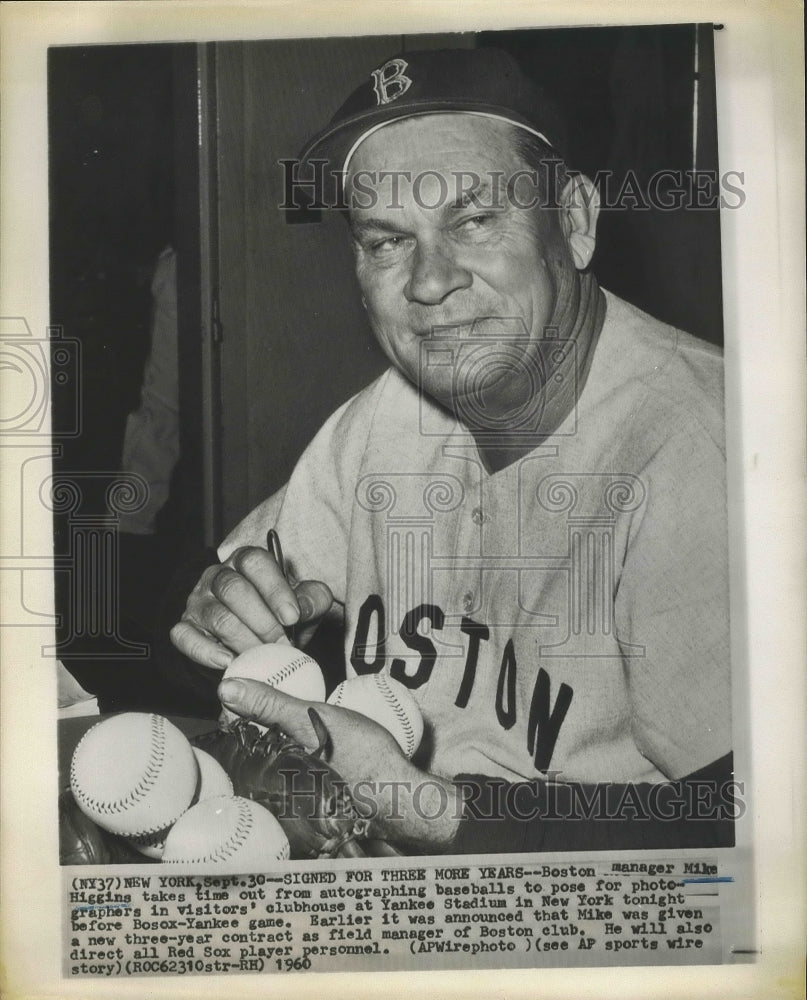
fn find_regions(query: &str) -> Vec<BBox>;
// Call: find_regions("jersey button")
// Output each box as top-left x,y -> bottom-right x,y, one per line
471,506 -> 488,525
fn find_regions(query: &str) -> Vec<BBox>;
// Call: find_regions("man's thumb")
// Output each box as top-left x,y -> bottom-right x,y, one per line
294,580 -> 333,622
218,677 -> 249,708
217,677 -> 317,746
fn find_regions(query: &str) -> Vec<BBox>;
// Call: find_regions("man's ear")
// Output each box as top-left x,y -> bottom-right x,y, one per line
559,174 -> 600,270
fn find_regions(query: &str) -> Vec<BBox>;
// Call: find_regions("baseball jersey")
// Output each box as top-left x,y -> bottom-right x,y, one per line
219,290 -> 731,787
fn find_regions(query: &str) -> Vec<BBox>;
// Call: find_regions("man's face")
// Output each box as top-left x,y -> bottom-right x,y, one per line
346,114 -> 576,428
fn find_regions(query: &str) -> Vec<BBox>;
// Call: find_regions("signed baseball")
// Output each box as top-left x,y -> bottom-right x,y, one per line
162,795 -> 290,870
221,643 -> 326,726
327,673 -> 424,758
70,713 -> 198,838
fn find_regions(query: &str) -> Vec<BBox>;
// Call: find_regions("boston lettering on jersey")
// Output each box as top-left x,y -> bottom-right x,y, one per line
349,594 -> 573,772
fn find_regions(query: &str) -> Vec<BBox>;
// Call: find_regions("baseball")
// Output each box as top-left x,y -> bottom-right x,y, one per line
126,747 -> 234,859
125,828 -> 170,860
327,673 -> 424,758
192,747 -> 234,800
221,643 -> 326,726
162,795 -> 290,870
70,713 -> 198,838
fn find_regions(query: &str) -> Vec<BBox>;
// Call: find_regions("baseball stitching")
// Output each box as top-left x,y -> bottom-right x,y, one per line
70,715 -> 179,834
376,674 -> 416,757
331,676 -> 416,756
164,799 -> 289,864
268,654 -> 315,689
167,798 -> 251,864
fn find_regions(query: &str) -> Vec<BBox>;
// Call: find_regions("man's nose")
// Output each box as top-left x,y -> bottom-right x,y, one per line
403,241 -> 472,306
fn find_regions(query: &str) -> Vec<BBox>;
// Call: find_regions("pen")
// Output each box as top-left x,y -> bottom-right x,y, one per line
267,527 -> 286,577
267,528 -> 298,643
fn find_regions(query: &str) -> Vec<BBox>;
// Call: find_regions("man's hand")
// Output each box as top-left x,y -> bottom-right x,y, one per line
169,546 -> 333,669
218,677 -> 463,850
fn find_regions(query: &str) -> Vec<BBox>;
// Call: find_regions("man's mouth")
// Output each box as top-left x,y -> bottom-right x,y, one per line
423,316 -> 530,340
423,320 -> 476,338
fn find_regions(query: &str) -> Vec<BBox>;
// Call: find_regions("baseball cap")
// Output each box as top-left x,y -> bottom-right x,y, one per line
296,47 -> 567,205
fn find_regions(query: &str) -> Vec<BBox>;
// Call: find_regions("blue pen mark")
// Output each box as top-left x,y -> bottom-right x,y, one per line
680,876 -> 734,884
74,903 -> 131,910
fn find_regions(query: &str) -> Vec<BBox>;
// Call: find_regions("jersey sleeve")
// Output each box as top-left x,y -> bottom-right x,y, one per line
614,414 -> 732,778
449,752 -> 736,853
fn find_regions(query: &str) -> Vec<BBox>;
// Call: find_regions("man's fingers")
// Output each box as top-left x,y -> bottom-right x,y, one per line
294,580 -> 334,622
228,546 -> 301,627
186,598 -> 265,654
170,620 -> 235,670
209,565 -> 288,642
293,580 -> 334,647
218,677 -> 318,747
175,549 -> 333,668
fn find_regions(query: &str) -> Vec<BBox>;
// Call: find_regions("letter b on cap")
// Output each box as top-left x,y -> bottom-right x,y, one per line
371,58 -> 412,106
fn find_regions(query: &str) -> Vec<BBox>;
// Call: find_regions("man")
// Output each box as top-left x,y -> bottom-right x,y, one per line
170,48 -> 733,853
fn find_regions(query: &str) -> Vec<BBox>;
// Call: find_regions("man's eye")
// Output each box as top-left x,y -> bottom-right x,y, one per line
370,236 -> 403,252
459,214 -> 494,232
360,235 -> 411,260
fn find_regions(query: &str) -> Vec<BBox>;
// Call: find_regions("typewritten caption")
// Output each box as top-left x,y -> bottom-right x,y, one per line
65,859 -> 724,975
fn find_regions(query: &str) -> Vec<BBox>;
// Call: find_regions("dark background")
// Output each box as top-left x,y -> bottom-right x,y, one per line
48,27 -> 723,712
49,43 -> 176,505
